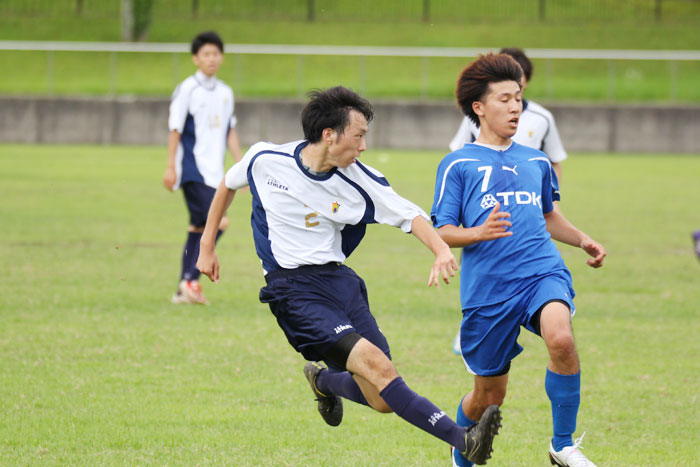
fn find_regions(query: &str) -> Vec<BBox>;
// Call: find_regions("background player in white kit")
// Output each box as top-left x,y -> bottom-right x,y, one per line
163,31 -> 242,304
197,86 -> 502,464
450,47 -> 568,354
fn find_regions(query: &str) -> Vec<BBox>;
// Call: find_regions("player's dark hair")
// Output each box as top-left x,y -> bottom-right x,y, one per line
191,31 -> 224,55
301,86 -> 374,143
500,47 -> 533,82
455,53 -> 523,128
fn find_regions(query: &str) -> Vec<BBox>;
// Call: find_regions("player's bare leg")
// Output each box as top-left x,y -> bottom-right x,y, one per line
540,302 -> 596,467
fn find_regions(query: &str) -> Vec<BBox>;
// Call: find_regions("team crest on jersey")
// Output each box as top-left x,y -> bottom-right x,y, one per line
480,194 -> 498,209
528,130 -> 534,138
331,201 -> 340,213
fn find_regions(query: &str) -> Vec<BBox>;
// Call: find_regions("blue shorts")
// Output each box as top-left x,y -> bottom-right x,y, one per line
259,263 -> 391,371
457,274 -> 575,376
182,182 -> 216,227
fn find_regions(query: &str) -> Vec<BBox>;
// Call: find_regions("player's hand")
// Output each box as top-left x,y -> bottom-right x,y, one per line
476,202 -> 513,242
162,167 -> 176,192
581,237 -> 606,268
196,249 -> 220,283
427,246 -> 459,288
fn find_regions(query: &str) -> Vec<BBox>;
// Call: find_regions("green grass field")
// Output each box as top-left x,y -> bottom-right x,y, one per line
1,1 -> 699,101
1,144 -> 699,466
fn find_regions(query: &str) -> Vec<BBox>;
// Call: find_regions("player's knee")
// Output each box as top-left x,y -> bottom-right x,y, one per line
547,331 -> 576,357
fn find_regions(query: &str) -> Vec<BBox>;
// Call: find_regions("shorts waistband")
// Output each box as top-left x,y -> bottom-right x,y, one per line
264,262 -> 343,282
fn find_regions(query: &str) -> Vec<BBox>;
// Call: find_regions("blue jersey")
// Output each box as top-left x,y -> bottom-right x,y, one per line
431,142 -> 571,308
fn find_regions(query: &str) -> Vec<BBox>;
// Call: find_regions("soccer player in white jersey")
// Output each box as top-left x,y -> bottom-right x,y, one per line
449,48 -> 567,183
432,54 -> 606,467
163,31 -> 242,305
197,86 -> 501,464
450,47 -> 567,354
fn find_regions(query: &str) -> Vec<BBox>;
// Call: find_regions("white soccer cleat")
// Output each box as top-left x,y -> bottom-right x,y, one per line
549,432 -> 597,467
171,280 -> 209,305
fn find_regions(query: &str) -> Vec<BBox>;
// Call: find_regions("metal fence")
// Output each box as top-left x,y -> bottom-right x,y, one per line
1,0 -> 699,23
1,41 -> 698,101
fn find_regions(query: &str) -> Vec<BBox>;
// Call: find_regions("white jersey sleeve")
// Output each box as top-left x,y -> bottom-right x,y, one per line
345,162 -> 429,233
168,78 -> 193,133
449,117 -> 479,152
541,113 -> 567,163
224,142 -> 271,190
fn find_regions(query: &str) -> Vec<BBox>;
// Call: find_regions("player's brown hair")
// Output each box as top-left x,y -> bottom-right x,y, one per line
456,53 -> 523,128
500,47 -> 533,82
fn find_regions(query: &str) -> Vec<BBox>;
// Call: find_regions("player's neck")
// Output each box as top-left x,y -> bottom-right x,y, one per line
476,125 -> 511,147
301,142 -> 333,173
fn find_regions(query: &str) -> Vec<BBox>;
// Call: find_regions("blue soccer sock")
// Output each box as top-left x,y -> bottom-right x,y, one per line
316,370 -> 368,406
379,377 -> 466,452
453,397 -> 477,467
180,231 -> 202,281
545,369 -> 581,452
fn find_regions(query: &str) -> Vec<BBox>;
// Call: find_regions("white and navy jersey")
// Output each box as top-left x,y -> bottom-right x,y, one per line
168,70 -> 237,190
225,140 -> 429,274
449,100 -> 567,163
431,142 -> 571,309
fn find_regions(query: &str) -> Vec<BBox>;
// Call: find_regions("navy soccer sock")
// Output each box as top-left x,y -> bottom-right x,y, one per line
453,397 -> 477,466
316,370 -> 368,406
181,229 -> 223,282
545,369 -> 581,451
379,377 -> 466,452
180,231 -> 202,281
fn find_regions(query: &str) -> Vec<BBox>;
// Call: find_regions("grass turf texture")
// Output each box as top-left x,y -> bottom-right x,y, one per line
1,144 -> 698,466
1,3 -> 699,102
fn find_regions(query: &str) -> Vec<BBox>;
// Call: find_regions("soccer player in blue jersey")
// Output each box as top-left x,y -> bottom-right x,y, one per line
449,47 -> 568,355
197,86 -> 501,464
432,54 -> 606,467
163,31 -> 242,305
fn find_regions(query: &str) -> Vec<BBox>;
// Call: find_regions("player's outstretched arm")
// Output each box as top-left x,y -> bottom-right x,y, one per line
544,209 -> 606,268
409,216 -> 458,288
437,202 -> 513,248
197,180 -> 237,282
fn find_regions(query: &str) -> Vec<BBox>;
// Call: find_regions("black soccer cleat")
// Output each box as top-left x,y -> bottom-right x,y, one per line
461,404 -> 502,465
303,361 -> 343,427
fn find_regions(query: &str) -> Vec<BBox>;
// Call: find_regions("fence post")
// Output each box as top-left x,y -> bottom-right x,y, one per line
607,59 -> 616,101
47,50 -> 55,96
539,0 -> 546,21
297,55 -> 305,97
75,0 -> 83,16
669,60 -> 678,101
421,56 -> 430,98
358,56 -> 367,95
655,0 -> 662,23
422,0 -> 430,23
307,0 -> 315,21
109,52 -> 117,96
192,0 -> 199,19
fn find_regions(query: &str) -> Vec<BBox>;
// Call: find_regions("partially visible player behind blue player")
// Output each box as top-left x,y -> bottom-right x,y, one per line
432,54 -> 606,467
197,86 -> 501,464
163,31 -> 242,304
449,47 -> 568,354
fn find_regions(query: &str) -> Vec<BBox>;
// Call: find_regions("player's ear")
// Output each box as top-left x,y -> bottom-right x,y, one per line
472,100 -> 485,117
322,128 -> 335,145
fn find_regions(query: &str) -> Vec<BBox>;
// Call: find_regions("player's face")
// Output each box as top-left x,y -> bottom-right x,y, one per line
192,44 -> 223,77
328,110 -> 368,168
474,80 -> 522,143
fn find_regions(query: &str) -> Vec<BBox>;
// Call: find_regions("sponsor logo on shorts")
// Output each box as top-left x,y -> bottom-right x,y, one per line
334,324 -> 353,334
429,410 -> 446,426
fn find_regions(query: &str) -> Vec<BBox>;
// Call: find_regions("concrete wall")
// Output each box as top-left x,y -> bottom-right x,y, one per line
1,96 -> 698,153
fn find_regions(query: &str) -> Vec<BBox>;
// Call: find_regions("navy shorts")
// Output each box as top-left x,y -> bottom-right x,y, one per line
457,273 -> 575,376
259,263 -> 391,371
181,182 -> 216,227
